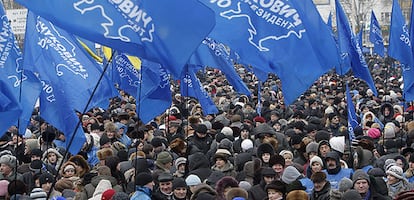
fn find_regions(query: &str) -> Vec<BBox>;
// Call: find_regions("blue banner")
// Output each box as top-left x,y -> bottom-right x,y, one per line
0,80 -> 22,136
181,65 -> 218,115
335,0 -> 377,95
16,0 -> 215,78
346,82 -> 358,141
189,37 -> 251,96
389,0 -> 414,101
111,54 -> 141,97
23,12 -> 118,111
200,0 -> 339,105
0,3 -> 41,134
369,11 -> 385,57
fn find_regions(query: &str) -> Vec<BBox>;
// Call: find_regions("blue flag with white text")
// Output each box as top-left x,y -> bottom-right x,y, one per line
369,11 -> 385,57
200,0 -> 339,105
16,0 -> 215,78
181,65 -> 218,115
23,12 -> 117,111
335,0 -> 377,95
346,82 -> 358,141
389,0 -> 414,101
0,3 -> 41,134
111,53 -> 142,97
189,38 -> 251,96
136,63 -> 172,123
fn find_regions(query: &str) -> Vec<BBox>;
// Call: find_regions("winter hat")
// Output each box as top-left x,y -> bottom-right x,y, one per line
257,143 -> 275,158
214,149 -> 232,161
238,181 -> 252,191
185,174 -> 201,186
30,160 -> 43,174
269,154 -> 285,167
221,127 -> 233,137
386,165 -> 404,180
253,116 -> 266,123
265,180 -> 286,194
31,149 -> 43,157
352,169 -> 370,185
135,172 -> 153,186
97,148 -> 114,161
384,122 -> 396,139
172,178 -> 187,190
101,189 -> 116,200
156,151 -> 173,165
158,172 -> 174,182
0,155 -> 16,168
341,189 -> 362,200
368,167 -> 386,177
261,167 -> 276,177
286,190 -> 308,200
310,156 -> 324,167
281,166 -> 302,184
226,188 -> 248,200
30,188 -> 47,200
367,128 -> 381,139
174,157 -> 187,168
329,136 -> 345,154
241,139 -> 254,151
111,192 -> 129,200
279,150 -> 293,159
338,177 -> 353,192
195,124 -> 208,134
306,142 -> 319,154
39,173 -> 55,185
0,180 -> 9,196
290,134 -> 303,146
384,159 -> 396,171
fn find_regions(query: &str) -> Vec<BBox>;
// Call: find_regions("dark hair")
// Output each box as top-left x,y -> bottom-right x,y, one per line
8,180 -> 26,195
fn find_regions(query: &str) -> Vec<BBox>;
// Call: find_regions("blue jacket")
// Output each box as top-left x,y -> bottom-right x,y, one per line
323,168 -> 353,189
130,186 -> 152,200
300,177 -> 314,195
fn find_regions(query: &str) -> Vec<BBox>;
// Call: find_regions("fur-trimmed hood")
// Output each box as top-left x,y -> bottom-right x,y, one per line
42,148 -> 63,170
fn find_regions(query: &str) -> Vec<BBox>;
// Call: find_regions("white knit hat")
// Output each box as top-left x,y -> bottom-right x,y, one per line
310,156 -> 323,167
185,174 -> 201,186
386,165 -> 404,180
241,139 -> 253,151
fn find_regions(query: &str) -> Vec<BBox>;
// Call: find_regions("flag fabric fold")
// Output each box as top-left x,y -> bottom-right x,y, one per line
369,11 -> 385,57
335,0 -> 377,95
389,0 -> 414,101
346,82 -> 358,141
16,0 -> 215,78
200,0 -> 339,104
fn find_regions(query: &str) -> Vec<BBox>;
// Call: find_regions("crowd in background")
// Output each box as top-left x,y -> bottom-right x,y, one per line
2,55 -> 414,199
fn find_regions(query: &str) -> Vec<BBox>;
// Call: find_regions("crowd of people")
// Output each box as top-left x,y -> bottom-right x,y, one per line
2,55 -> 414,200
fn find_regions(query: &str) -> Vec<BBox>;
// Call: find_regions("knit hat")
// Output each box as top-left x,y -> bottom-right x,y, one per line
384,122 -> 396,139
0,180 -> 8,196
367,128 -> 381,139
341,189 -> 362,200
386,165 -> 404,180
30,188 -> 47,200
174,157 -> 187,168
39,173 -> 55,185
172,178 -> 187,190
279,150 -> 293,159
101,189 -> 116,200
0,155 -> 16,168
352,169 -> 370,185
241,139 -> 254,151
135,172 -> 153,186
338,177 -> 353,192
269,154 -> 285,168
329,136 -> 345,154
306,142 -> 319,154
221,127 -> 233,136
310,156 -> 324,167
156,151 -> 173,165
111,192 -> 129,200
384,159 -> 396,171
281,166 -> 301,184
185,174 -> 201,186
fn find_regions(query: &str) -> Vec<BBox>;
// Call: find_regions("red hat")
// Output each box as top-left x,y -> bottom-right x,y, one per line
253,116 -> 266,123
101,189 -> 116,200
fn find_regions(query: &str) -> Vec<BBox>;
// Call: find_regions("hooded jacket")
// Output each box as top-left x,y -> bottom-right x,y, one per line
323,152 -> 353,189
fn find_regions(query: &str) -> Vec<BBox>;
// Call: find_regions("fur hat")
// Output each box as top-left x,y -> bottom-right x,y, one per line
352,169 -> 370,185
135,172 -> 153,186
282,166 -> 301,184
311,172 -> 326,183
265,180 -> 286,194
269,154 -> 285,168
306,142 -> 319,154
341,189 -> 362,200
226,187 -> 248,200
60,161 -> 77,177
286,190 -> 308,200
156,151 -> 173,165
257,143 -> 275,158
96,148 -> 114,161
338,177 -> 353,192
55,179 -> 73,193
216,176 -> 239,197
386,165 -> 404,180
0,155 -> 16,168
169,138 -> 186,153
310,155 -> 324,167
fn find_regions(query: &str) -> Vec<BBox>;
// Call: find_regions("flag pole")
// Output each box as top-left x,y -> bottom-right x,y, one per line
134,60 -> 144,188
47,49 -> 115,199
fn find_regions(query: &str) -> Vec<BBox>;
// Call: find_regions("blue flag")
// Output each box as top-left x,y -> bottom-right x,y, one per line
389,0 -> 414,101
357,28 -> 363,49
346,82 -> 358,141
369,11 -> 385,57
181,65 -> 218,115
136,63 -> 172,123
200,0 -> 339,105
23,12 -> 117,111
335,0 -> 377,95
327,12 -> 332,28
16,0 -> 215,78
189,38 -> 251,96
257,81 -> 262,116
0,80 -> 22,136
38,80 -> 86,155
0,3 -> 41,134
111,53 -> 142,97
